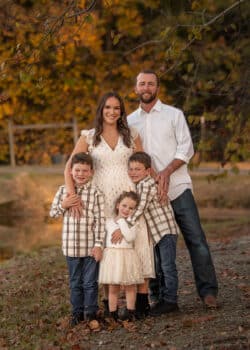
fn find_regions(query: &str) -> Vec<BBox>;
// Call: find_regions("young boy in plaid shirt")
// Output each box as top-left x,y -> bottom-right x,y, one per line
50,152 -> 105,326
127,151 -> 179,317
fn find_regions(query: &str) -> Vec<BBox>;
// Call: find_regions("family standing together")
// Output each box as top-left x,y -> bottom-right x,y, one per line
50,70 -> 218,327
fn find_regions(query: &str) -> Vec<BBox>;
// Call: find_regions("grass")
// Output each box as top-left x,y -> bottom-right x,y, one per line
0,247 -> 70,349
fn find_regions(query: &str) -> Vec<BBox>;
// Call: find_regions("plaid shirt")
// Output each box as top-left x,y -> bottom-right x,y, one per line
50,181 -> 105,257
127,176 -> 179,245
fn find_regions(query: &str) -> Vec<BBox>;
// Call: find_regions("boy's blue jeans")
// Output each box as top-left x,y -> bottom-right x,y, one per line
66,256 -> 99,316
171,189 -> 218,298
149,234 -> 178,304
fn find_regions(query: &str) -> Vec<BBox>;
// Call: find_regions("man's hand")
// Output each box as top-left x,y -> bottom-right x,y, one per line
91,247 -> 103,262
156,169 -> 170,204
62,194 -> 84,219
111,229 -> 123,244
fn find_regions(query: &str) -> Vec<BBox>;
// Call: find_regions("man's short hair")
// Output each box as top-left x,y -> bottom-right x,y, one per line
136,70 -> 160,87
71,152 -> 93,169
129,152 -> 151,169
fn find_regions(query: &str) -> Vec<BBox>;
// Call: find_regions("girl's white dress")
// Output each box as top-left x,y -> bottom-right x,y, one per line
99,218 -> 144,285
81,128 -> 155,278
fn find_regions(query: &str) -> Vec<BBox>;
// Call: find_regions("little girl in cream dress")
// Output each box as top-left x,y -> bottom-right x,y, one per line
99,191 -> 144,320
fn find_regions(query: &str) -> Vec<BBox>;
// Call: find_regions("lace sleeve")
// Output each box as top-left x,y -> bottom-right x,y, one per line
80,129 -> 95,152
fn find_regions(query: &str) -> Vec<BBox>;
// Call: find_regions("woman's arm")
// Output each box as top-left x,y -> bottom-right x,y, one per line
64,135 -> 89,217
64,135 -> 88,194
133,134 -> 143,152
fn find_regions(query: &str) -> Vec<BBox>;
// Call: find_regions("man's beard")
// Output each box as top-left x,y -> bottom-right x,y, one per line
139,92 -> 157,104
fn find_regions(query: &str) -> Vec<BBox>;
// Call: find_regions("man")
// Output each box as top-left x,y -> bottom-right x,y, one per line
127,70 -> 218,315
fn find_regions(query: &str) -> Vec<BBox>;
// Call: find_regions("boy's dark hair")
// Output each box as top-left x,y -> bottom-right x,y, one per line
115,191 -> 139,215
71,152 -> 93,169
136,70 -> 160,87
129,151 -> 151,169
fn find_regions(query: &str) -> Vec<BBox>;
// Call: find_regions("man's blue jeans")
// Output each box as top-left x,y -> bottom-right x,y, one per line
171,189 -> 218,298
66,256 -> 99,316
149,234 -> 178,304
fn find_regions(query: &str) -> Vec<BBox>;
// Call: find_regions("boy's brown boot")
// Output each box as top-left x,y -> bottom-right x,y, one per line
135,293 -> 150,319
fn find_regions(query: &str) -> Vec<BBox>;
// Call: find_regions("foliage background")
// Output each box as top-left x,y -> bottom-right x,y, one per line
0,0 -> 249,165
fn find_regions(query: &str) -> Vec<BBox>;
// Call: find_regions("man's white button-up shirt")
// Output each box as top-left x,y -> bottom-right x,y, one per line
127,99 -> 194,201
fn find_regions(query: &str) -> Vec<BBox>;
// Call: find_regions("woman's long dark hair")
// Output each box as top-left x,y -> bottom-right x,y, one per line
93,92 -> 131,148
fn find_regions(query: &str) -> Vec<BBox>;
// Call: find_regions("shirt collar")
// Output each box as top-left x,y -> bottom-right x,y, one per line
136,175 -> 152,186
75,180 -> 92,191
138,99 -> 162,115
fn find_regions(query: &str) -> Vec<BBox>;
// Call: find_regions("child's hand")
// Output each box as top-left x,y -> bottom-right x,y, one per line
91,247 -> 103,262
156,169 -> 170,204
111,229 -> 123,244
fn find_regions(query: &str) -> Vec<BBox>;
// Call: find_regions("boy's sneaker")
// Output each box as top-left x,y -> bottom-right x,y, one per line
70,312 -> 84,327
135,293 -> 150,320
149,300 -> 179,316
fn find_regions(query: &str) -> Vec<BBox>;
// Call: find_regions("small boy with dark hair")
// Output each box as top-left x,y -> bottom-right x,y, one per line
50,152 -> 105,326
128,151 -> 179,317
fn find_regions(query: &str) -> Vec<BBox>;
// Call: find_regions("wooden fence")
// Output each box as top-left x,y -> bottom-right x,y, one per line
7,118 -> 78,167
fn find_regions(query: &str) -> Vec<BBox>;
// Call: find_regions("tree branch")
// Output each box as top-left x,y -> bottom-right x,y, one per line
124,0 -> 246,56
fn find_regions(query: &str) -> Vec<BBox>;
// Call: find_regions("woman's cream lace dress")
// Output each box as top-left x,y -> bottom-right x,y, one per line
81,128 -> 154,278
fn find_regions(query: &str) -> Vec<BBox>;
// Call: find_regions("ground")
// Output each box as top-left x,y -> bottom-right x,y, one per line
0,169 -> 249,349
0,233 -> 249,350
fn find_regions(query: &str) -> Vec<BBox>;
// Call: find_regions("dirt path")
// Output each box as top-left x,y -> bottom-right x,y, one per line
84,235 -> 250,349
1,234 -> 249,349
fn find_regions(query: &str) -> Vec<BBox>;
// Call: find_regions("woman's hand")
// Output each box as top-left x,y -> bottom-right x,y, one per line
62,194 -> 84,218
62,193 -> 82,209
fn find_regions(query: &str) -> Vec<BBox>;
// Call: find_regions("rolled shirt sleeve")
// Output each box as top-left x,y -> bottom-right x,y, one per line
174,110 -> 194,164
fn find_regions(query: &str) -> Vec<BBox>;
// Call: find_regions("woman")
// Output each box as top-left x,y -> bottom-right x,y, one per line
64,92 -> 154,316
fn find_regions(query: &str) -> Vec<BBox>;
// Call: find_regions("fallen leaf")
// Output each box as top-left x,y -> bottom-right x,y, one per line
238,325 -> 244,333
88,319 -> 101,331
56,316 -> 69,330
71,345 -> 81,350
182,315 -> 216,327
122,320 -> 137,332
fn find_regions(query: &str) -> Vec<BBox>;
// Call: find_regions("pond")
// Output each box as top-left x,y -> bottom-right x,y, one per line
0,218 -> 62,262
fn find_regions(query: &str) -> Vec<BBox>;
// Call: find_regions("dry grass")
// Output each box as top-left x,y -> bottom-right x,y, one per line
192,174 -> 250,208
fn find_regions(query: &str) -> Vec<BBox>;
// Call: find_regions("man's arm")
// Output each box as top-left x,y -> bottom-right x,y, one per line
157,110 -> 194,201
156,159 -> 185,202
133,134 -> 143,152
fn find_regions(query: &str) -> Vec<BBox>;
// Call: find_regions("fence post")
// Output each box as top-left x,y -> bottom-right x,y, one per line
200,116 -> 206,162
73,117 -> 78,145
8,119 -> 16,167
